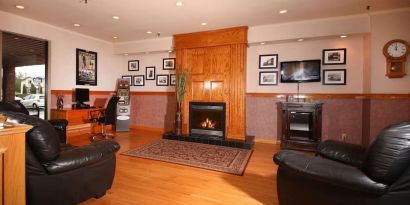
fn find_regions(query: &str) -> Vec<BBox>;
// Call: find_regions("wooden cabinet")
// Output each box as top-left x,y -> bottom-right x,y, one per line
0,124 -> 32,205
279,102 -> 323,151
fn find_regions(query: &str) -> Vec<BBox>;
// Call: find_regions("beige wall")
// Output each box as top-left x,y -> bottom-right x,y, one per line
370,9 -> 410,94
247,36 -> 364,93
0,11 -> 122,91
121,52 -> 176,92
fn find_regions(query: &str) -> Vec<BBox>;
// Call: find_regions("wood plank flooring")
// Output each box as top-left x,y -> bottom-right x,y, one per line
70,129 -> 279,205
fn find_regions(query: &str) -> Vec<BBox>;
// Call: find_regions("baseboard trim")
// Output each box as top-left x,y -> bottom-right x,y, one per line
254,138 -> 280,144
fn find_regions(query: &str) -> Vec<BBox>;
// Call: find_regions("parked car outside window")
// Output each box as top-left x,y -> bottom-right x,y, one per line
21,94 -> 45,108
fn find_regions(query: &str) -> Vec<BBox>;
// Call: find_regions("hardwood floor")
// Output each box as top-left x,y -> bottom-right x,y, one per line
70,129 -> 279,205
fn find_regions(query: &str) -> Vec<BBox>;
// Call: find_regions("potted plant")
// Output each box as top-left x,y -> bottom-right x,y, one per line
175,69 -> 188,135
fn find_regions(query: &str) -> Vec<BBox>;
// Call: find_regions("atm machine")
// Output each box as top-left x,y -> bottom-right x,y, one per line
115,78 -> 131,131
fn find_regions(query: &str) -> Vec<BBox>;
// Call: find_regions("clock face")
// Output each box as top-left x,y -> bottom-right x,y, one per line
387,42 -> 407,58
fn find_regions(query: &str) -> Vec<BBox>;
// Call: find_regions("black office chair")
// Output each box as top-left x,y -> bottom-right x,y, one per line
90,96 -> 120,141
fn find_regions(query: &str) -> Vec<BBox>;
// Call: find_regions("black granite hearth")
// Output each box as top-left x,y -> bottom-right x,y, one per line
162,132 -> 254,149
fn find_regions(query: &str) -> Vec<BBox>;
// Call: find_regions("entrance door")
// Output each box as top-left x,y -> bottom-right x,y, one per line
1,32 -> 48,119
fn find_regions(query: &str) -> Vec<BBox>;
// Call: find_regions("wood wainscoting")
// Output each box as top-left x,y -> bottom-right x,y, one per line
175,27 -> 248,140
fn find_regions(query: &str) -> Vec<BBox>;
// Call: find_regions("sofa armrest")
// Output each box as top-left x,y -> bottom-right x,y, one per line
43,140 -> 120,175
48,119 -> 68,143
317,140 -> 365,167
273,150 -> 387,196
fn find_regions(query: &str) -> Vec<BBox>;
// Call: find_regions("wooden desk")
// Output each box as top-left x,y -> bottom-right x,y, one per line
0,124 -> 32,205
51,108 -> 104,126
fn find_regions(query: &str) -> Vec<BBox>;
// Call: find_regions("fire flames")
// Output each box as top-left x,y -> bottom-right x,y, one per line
201,118 -> 216,129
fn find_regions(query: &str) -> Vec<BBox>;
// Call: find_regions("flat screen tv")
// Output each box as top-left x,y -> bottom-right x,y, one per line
73,88 -> 90,103
280,60 -> 321,83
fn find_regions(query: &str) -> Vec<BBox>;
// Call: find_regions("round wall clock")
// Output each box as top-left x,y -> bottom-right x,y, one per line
383,39 -> 410,78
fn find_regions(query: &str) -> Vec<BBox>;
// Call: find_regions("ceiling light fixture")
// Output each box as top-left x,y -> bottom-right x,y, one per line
279,10 -> 287,14
176,1 -> 183,7
260,42 -> 266,45
297,38 -> 304,42
14,37 -> 20,40
113,36 -> 118,39
73,23 -> 81,27
146,31 -> 152,34
124,53 -> 129,56
15,5 -> 25,9
201,22 -> 207,26
168,50 -> 173,53
112,16 -> 120,20
340,35 -> 347,38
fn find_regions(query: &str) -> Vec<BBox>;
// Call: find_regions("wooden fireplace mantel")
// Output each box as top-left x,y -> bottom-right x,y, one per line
174,26 -> 248,140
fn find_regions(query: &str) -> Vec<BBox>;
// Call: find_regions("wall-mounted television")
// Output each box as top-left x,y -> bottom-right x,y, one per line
73,88 -> 90,104
280,60 -> 321,83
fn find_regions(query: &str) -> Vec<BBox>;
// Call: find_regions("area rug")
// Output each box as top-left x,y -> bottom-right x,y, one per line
121,139 -> 252,175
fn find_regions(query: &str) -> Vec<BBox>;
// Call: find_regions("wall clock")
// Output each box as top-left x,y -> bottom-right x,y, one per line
382,39 -> 409,78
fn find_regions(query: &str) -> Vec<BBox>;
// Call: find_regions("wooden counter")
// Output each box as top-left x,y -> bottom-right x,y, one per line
0,124 -> 32,205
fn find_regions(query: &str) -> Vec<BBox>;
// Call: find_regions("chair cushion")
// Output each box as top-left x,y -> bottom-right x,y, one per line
2,111 -> 61,162
363,121 -> 410,184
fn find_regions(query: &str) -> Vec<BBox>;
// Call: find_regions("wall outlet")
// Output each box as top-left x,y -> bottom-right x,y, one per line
341,133 -> 347,142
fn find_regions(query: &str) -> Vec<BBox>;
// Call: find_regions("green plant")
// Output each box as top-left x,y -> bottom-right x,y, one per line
176,69 -> 188,105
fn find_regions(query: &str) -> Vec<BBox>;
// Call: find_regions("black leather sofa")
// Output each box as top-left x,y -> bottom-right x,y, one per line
0,101 -> 120,205
274,121 -> 410,205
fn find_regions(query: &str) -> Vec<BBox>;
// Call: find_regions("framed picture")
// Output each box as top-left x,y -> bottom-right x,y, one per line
156,75 -> 169,86
146,67 -> 156,80
128,60 -> 139,71
163,58 -> 176,70
170,74 -> 176,86
76,48 -> 97,85
122,75 -> 133,86
323,69 -> 346,85
259,54 -> 278,69
322,48 -> 346,65
133,75 -> 144,86
259,71 -> 278,85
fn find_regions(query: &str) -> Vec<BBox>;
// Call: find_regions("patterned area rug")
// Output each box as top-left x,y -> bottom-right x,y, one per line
122,139 -> 252,175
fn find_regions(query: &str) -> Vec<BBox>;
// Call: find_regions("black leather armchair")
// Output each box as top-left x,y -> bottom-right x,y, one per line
0,106 -> 120,205
273,121 -> 410,205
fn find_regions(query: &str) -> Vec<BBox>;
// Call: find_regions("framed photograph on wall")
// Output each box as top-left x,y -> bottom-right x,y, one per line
76,48 -> 97,85
163,58 -> 176,70
128,60 -> 139,71
259,54 -> 278,69
323,69 -> 346,85
122,75 -> 133,86
156,75 -> 169,86
170,74 -> 176,86
322,48 -> 346,65
133,75 -> 144,86
146,66 -> 156,80
259,71 -> 278,85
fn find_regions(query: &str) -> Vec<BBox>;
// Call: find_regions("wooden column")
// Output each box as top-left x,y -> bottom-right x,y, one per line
174,27 -> 247,140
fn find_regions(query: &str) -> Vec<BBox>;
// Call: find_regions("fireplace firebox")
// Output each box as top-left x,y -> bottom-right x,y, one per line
189,102 -> 226,140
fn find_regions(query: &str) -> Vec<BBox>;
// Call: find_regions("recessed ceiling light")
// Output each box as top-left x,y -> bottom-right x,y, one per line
297,38 -> 304,42
340,35 -> 347,38
146,31 -> 152,34
279,10 -> 287,14
124,53 -> 129,56
201,22 -> 207,26
112,36 -> 118,39
15,5 -> 25,9
168,50 -> 173,53
260,42 -> 266,45
112,16 -> 120,20
73,23 -> 81,27
176,1 -> 183,7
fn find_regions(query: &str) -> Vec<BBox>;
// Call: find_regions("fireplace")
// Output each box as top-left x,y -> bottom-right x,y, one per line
189,102 -> 226,140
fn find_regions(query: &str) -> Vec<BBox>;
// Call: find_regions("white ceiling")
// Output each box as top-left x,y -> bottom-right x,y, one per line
1,0 -> 409,43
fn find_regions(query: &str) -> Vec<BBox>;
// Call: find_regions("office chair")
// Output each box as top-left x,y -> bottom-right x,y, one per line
89,96 -> 120,141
